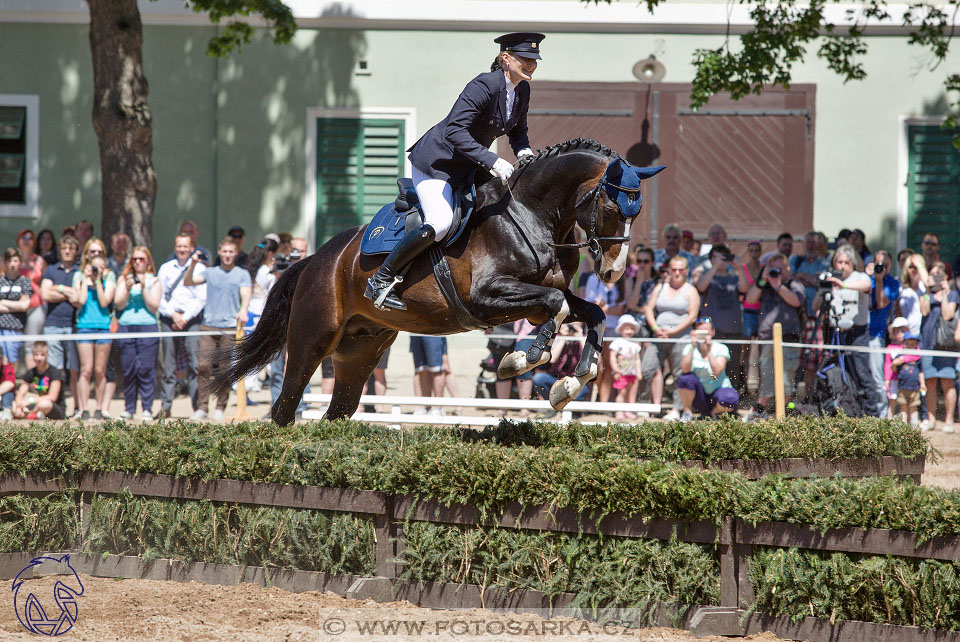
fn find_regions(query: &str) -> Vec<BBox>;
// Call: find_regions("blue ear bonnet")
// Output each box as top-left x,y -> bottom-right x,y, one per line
600,159 -> 666,218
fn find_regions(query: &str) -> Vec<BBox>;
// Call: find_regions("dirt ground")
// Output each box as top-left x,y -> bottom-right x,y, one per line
0,575 -> 793,642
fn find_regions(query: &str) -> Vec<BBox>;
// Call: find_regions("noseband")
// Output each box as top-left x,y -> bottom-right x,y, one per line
551,176 -> 639,262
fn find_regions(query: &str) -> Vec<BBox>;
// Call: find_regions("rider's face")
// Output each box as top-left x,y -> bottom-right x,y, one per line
501,52 -> 537,84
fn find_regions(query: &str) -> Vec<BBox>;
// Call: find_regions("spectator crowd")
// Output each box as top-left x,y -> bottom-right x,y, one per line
487,224 -> 960,431
0,219 -> 310,422
0,218 -> 957,431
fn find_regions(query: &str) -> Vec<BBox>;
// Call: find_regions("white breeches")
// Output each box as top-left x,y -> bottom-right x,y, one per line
411,165 -> 455,242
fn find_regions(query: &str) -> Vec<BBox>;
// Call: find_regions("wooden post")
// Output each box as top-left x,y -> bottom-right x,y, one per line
232,320 -> 252,421
773,322 -> 785,419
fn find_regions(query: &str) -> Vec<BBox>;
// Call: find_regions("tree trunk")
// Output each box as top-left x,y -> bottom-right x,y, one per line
88,0 -> 156,248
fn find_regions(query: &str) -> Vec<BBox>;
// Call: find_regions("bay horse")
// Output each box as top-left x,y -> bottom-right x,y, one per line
214,138 -> 665,426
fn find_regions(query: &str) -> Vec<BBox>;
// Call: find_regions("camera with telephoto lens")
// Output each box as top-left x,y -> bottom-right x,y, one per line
874,261 -> 885,274
273,247 -> 302,273
768,267 -> 782,278
91,265 -> 99,278
818,267 -> 842,293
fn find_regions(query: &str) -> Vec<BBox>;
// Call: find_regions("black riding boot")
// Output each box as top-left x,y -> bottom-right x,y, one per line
365,224 -> 437,311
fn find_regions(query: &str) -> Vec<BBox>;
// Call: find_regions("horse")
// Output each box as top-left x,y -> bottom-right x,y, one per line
214,138 -> 665,426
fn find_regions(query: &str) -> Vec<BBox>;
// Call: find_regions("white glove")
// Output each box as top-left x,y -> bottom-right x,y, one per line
492,157 -> 515,184
517,148 -> 535,160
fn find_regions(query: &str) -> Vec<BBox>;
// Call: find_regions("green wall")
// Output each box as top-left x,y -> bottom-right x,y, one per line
0,21 -> 957,256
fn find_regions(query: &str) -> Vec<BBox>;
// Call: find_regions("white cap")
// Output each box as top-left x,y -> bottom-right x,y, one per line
890,317 -> 909,329
616,314 -> 639,332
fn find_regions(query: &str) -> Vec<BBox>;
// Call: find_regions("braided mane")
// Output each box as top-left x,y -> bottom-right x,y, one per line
522,138 -> 619,166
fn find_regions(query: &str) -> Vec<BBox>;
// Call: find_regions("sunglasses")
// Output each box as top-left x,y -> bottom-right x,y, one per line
696,316 -> 712,325
923,240 -> 939,246
20,235 -> 32,241
131,257 -> 147,263
637,259 -> 652,264
669,267 -> 685,273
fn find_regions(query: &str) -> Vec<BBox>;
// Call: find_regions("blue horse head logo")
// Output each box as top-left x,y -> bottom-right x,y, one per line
12,555 -> 84,636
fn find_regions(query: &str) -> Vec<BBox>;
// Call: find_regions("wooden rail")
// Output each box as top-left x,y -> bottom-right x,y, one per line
1,469 -> 955,641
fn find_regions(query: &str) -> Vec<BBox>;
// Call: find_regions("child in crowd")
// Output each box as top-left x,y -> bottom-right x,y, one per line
0,248 -> 32,416
890,331 -> 925,426
608,315 -> 642,420
12,341 -> 66,419
883,317 -> 909,419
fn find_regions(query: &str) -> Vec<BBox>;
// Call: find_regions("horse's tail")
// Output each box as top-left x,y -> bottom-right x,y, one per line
211,256 -> 312,396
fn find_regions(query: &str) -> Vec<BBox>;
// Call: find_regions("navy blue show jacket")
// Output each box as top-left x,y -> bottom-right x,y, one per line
407,70 -> 531,187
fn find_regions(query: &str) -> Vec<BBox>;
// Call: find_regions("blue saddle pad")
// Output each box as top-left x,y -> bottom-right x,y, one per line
359,183 -> 475,256
359,203 -> 409,256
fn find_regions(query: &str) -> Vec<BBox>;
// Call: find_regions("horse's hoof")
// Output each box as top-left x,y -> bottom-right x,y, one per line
497,350 -> 529,378
549,377 -> 580,411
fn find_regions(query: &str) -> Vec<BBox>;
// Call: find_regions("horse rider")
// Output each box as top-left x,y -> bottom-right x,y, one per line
365,32 -> 545,311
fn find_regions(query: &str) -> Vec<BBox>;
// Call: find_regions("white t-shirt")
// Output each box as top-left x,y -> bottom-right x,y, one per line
249,264 -> 276,317
608,338 -> 640,376
898,283 -> 926,335
682,341 -> 732,394
830,271 -> 870,328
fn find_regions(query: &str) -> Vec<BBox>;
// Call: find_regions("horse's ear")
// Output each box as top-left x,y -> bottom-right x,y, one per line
634,165 -> 667,180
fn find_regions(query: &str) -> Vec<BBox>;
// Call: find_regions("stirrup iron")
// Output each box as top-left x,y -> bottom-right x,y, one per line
373,274 -> 404,310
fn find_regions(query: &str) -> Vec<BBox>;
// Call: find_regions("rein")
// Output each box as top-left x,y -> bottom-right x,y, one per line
550,177 -> 637,261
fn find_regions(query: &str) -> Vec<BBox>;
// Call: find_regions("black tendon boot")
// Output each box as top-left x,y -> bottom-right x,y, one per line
365,224 -> 437,310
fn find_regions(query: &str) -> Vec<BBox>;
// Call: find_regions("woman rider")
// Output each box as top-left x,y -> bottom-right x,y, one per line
365,32 -> 545,311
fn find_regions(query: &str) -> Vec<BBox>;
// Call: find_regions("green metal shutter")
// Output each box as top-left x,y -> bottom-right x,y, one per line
315,117 -> 405,245
907,125 -> 960,261
0,106 -> 27,204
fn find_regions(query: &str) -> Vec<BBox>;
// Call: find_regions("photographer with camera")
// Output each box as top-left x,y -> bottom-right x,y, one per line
267,238 -> 313,418
70,238 -> 116,420
744,252 -> 805,420
677,317 -> 739,421
241,236 -> 280,396
813,244 -> 873,415
918,260 -> 957,432
114,246 -> 161,420
694,244 -> 748,390
866,250 -> 900,417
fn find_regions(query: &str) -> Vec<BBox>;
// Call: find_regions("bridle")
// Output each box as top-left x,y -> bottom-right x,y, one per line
550,175 -> 638,262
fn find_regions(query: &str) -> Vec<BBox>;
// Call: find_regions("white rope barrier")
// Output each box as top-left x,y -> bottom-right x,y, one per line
435,331 -> 960,359
0,329 -> 229,342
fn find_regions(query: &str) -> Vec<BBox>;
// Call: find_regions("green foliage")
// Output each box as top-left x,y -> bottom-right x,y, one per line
735,474 -> 960,542
0,419 -> 945,538
184,0 -> 297,57
85,490 -> 375,574
0,493 -> 77,553
398,522 -> 720,623
751,547 -> 960,629
465,415 -> 929,462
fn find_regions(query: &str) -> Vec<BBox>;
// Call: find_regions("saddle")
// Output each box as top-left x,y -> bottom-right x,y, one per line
360,177 -> 488,330
360,178 -> 475,256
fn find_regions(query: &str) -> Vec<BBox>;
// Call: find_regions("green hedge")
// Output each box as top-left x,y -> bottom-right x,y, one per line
0,419 -> 956,630
0,420 -> 949,538
85,491 -> 374,574
751,548 -> 960,630
398,522 -> 719,623
0,494 -> 76,553
465,416 -> 931,462
0,417 -> 927,478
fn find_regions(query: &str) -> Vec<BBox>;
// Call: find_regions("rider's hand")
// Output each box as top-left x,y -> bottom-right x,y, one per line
517,148 -> 535,160
492,158 -> 514,184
